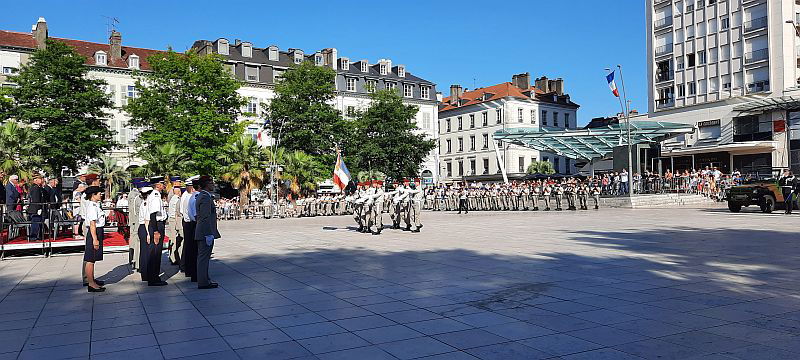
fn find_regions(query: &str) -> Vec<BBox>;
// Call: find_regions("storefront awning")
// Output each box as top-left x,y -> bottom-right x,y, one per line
733,96 -> 800,115
660,141 -> 777,156
493,121 -> 694,161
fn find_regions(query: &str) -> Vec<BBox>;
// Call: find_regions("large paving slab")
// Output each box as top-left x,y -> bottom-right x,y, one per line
1,207 -> 799,359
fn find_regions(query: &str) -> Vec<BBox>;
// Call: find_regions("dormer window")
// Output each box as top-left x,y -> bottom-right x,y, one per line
398,65 -> 406,77
361,61 -> 369,73
242,43 -> 252,58
218,39 -> 229,55
95,51 -> 107,66
341,58 -> 350,71
380,63 -> 388,75
128,55 -> 140,69
268,46 -> 279,61
293,50 -> 304,64
315,53 -> 323,66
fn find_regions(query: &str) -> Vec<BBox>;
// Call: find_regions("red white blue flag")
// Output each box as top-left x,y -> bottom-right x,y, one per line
606,71 -> 620,97
333,153 -> 351,191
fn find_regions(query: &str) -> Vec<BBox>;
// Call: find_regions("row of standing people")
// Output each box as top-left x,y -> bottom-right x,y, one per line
424,178 -> 602,212
123,175 -> 221,292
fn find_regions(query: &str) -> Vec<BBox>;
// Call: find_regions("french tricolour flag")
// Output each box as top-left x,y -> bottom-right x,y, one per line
606,71 -> 620,97
333,153 -> 351,191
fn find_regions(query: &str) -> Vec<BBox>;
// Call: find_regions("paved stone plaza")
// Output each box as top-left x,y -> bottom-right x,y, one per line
1,207 -> 799,360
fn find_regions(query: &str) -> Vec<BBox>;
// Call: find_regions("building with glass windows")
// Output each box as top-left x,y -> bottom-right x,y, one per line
437,73 -> 580,181
647,0 -> 800,174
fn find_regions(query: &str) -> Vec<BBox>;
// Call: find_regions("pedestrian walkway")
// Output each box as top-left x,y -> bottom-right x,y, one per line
1,208 -> 799,359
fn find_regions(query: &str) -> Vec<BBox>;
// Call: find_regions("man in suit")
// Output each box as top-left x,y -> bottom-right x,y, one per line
5,174 -> 20,213
194,175 -> 219,289
181,176 -> 199,280
27,174 -> 46,240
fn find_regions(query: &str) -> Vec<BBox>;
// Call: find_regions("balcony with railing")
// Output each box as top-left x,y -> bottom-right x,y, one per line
743,16 -> 768,33
744,48 -> 769,64
655,43 -> 673,57
654,17 -> 673,30
746,80 -> 770,93
656,71 -> 674,83
656,97 -> 675,109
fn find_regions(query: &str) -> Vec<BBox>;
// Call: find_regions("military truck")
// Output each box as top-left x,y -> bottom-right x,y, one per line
727,178 -> 789,213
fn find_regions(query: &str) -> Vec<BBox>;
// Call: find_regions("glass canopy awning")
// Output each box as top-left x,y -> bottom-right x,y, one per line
493,121 -> 695,161
732,95 -> 800,115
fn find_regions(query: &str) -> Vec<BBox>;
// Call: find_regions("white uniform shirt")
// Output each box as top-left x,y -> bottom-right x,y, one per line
147,191 -> 167,221
138,200 -> 148,226
85,201 -> 106,227
180,191 -> 193,222
168,194 -> 180,220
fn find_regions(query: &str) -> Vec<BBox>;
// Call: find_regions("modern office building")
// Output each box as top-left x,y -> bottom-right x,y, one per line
646,0 -> 800,174
0,18 -> 161,168
190,39 -> 440,182
437,73 -> 579,181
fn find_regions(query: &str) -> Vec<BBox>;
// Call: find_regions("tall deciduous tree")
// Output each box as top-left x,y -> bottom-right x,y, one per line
266,62 -> 349,157
126,50 -> 246,175
8,39 -> 115,175
348,89 -> 436,180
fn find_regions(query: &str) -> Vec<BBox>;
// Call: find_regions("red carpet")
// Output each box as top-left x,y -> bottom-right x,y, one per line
3,229 -> 167,247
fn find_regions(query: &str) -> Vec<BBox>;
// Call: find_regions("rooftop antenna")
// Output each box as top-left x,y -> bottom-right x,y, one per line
103,16 -> 120,36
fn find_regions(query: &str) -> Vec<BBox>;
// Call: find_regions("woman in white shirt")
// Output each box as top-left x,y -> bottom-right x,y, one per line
83,186 -> 106,292
137,187 -> 152,282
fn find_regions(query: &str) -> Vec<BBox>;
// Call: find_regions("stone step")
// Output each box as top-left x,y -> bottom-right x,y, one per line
602,194 -> 718,208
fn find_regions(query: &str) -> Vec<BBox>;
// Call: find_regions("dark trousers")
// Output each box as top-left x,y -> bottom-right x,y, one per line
147,221 -> 165,283
29,214 -> 43,240
784,190 -> 794,214
197,239 -> 214,287
183,221 -> 198,281
457,199 -> 468,214
138,224 -> 149,281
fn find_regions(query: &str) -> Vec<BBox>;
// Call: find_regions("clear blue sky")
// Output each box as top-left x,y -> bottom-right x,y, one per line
3,1 -> 646,125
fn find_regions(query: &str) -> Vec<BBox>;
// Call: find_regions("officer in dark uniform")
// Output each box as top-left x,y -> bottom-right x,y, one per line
779,170 -> 797,214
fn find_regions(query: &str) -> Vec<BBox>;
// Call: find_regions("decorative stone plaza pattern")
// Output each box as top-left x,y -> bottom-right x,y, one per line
1,207 -> 799,360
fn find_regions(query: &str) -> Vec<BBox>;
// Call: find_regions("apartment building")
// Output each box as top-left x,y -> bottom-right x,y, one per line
438,73 -> 580,181
0,18 -> 160,168
647,0 -> 800,174
191,39 -> 440,182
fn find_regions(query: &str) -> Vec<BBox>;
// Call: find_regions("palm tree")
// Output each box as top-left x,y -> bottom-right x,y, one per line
135,143 -> 192,180
88,155 -> 129,198
280,150 -> 324,196
218,135 -> 268,206
0,121 -> 45,180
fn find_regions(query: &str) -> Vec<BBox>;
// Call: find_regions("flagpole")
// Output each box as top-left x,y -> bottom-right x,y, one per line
617,64 -> 634,198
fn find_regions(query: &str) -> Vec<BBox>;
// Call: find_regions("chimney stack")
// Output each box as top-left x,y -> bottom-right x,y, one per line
534,76 -> 549,93
31,17 -> 48,50
511,72 -> 531,90
109,30 -> 122,60
547,78 -> 565,96
450,85 -> 463,105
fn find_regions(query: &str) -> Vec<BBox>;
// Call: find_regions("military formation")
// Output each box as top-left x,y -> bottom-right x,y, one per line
425,178 -> 602,212
350,179 -> 424,234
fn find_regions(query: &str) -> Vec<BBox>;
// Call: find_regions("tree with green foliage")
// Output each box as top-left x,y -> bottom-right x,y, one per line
0,87 -> 13,120
527,160 -> 556,175
280,150 -> 327,196
348,89 -> 436,180
0,121 -> 45,181
134,143 -> 193,180
219,135 -> 268,205
7,39 -> 115,175
125,50 -> 246,175
266,61 -> 349,157
88,155 -> 129,198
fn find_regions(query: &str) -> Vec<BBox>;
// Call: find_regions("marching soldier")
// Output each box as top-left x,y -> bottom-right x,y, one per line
367,180 -> 385,235
565,179 -> 577,211
406,181 -> 424,232
391,183 -> 407,228
591,180 -> 601,210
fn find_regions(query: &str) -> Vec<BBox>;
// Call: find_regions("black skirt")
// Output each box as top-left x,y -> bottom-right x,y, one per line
84,227 -> 105,263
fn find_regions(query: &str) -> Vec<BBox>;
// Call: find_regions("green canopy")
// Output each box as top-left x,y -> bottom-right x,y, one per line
493,121 -> 695,161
